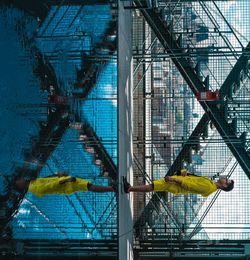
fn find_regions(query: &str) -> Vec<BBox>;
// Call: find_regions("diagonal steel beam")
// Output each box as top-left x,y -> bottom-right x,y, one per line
71,14 -> 118,179
73,19 -> 117,99
1,106 -> 70,233
32,0 -> 118,177
220,43 -> 250,98
0,47 -> 70,233
73,58 -> 106,100
32,6 -> 118,180
166,40 -> 250,176
1,3 -> 118,235
133,154 -> 182,234
24,107 -> 70,165
77,119 -> 117,180
24,197 -> 68,238
0,10 -> 118,254
135,65 -> 250,236
133,3 -> 250,232
135,3 -> 250,176
133,115 -> 210,230
74,193 -> 104,238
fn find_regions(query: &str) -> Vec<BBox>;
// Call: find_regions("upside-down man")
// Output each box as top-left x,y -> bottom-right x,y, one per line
14,172 -> 115,197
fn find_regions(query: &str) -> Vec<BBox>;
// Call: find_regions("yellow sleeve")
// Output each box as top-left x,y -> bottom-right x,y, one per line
28,180 -> 44,197
28,177 -> 61,197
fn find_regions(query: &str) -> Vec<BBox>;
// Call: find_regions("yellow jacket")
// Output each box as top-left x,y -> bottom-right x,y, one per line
28,176 -> 89,197
153,175 -> 217,197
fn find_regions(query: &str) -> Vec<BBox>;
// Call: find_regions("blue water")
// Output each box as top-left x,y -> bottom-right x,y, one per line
0,4 -> 117,240
0,8 -> 47,191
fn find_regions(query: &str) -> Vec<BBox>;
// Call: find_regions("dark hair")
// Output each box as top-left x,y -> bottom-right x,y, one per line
221,180 -> 234,192
12,175 -> 27,192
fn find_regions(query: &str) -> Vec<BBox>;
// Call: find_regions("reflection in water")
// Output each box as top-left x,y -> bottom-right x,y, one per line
0,2 -> 118,243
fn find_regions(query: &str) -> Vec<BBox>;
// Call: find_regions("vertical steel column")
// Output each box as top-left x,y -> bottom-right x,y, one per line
118,1 -> 134,259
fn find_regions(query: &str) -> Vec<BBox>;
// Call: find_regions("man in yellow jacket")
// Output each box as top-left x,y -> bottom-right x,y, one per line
123,170 -> 234,197
14,172 -> 115,197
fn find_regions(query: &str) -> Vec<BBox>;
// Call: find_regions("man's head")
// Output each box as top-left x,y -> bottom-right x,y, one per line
217,177 -> 234,192
14,176 -> 29,192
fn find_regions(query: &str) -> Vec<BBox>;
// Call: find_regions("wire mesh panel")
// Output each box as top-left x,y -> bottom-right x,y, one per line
133,0 -> 250,251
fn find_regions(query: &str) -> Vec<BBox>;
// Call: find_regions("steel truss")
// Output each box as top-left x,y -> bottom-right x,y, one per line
135,2 -> 250,175
133,0 -> 250,240
134,42 -> 250,231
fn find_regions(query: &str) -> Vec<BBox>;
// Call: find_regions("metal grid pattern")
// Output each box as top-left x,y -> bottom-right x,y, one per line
132,0 -> 250,244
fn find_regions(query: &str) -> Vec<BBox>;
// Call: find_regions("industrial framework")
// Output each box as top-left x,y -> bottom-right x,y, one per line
133,0 -> 250,258
0,0 -> 250,259
0,0 -> 118,257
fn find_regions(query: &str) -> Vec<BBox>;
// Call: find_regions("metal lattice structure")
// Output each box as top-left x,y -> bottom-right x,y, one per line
132,0 -> 250,258
1,0 -> 250,259
0,1 -> 118,257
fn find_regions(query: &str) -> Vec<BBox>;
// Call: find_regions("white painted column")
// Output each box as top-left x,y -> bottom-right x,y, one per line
118,1 -> 133,260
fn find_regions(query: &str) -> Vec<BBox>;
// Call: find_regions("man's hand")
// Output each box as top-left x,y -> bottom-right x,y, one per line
59,176 -> 76,184
180,169 -> 188,177
165,176 -> 177,183
165,176 -> 182,185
